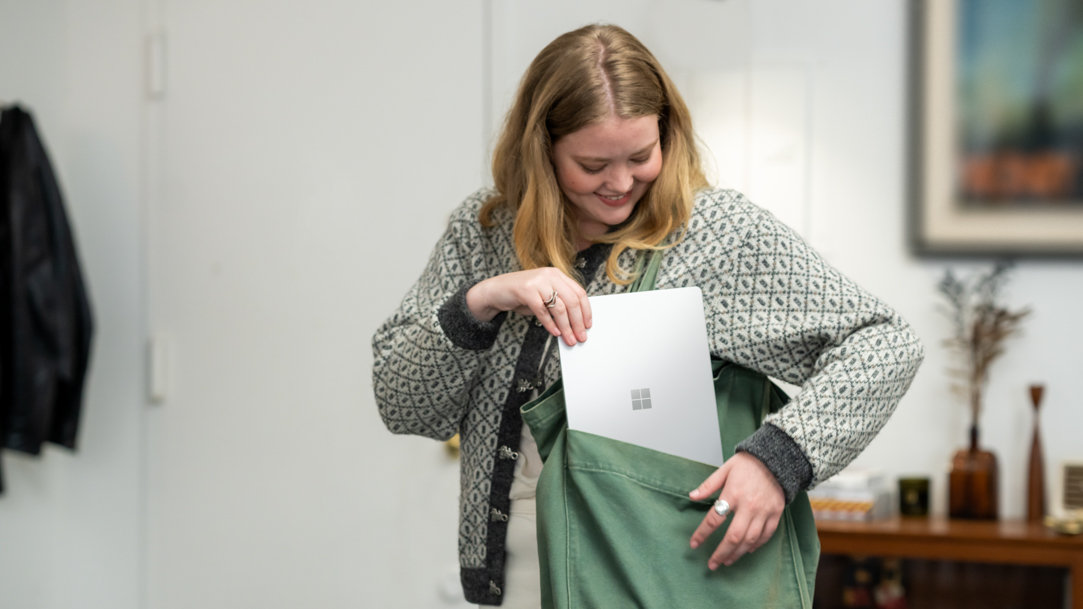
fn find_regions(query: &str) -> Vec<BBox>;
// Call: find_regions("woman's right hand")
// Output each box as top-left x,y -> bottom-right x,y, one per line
466,268 -> 591,346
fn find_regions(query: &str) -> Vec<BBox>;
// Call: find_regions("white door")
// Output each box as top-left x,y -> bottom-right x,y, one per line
144,2 -> 485,607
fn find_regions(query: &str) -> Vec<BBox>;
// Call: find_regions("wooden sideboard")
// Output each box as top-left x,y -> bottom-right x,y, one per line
816,517 -> 1083,609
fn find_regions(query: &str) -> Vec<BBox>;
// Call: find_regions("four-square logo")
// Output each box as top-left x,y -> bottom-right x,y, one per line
630,388 -> 652,410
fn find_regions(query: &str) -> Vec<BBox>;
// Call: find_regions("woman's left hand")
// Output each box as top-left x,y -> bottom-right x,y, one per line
687,452 -> 785,569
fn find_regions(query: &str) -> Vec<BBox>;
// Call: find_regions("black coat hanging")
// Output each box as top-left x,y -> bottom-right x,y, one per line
0,104 -> 94,493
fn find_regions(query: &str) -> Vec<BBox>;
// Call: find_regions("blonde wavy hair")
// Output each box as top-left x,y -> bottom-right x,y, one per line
480,24 -> 708,284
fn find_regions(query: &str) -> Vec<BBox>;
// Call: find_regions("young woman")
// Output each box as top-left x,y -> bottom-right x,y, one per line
372,23 -> 923,607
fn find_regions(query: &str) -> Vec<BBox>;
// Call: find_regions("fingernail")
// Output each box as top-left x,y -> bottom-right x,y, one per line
690,540 -> 699,550
708,562 -> 718,571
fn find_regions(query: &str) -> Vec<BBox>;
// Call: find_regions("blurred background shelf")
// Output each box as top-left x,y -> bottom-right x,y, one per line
814,517 -> 1083,609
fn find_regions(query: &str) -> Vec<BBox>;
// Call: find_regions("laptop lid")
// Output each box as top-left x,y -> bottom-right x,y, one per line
558,286 -> 723,467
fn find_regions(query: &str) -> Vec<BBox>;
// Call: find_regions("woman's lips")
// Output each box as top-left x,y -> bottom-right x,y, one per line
596,191 -> 631,207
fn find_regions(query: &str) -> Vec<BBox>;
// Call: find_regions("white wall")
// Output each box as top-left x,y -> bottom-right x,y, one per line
141,2 -> 484,608
0,1 -> 144,608
0,1 -> 1081,609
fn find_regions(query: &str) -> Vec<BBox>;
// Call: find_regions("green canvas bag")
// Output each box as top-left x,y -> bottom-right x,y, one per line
521,250 -> 820,608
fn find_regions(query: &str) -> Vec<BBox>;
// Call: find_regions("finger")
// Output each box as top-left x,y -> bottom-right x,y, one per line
689,463 -> 730,502
546,296 -> 579,347
579,288 -> 593,330
745,515 -> 778,556
708,510 -> 753,570
689,496 -> 731,551
532,284 -> 575,345
561,287 -> 590,343
718,514 -> 767,567
533,306 -> 563,338
528,290 -> 563,339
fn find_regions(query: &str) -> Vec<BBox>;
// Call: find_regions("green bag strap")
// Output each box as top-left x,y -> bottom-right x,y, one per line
629,249 -> 663,293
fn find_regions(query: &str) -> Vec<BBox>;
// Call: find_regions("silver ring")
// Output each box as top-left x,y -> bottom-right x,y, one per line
713,498 -> 730,518
544,290 -> 558,308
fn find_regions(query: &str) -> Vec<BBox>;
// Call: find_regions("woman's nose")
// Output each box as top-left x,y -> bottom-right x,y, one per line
605,166 -> 634,192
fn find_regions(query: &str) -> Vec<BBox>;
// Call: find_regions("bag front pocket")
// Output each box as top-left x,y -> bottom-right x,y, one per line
560,430 -> 812,609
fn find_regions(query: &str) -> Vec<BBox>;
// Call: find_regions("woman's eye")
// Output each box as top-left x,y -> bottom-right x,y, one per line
631,156 -> 649,165
581,165 -> 604,174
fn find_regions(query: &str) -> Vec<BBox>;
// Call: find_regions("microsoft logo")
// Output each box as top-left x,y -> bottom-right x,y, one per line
630,388 -> 652,410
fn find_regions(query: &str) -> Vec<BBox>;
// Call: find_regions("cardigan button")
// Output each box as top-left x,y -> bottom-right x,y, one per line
489,581 -> 502,596
498,445 -> 519,460
490,508 -> 509,522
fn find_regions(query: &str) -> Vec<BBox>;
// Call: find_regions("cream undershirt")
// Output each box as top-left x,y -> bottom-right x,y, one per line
478,423 -> 543,608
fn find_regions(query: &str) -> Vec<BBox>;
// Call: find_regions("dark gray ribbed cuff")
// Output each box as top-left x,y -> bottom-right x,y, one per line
735,423 -> 813,505
437,282 -> 507,351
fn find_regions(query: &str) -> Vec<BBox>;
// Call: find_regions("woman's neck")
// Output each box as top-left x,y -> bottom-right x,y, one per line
575,219 -> 608,252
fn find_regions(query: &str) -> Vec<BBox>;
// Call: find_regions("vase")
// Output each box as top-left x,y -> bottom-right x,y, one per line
948,424 -> 999,519
1026,384 -> 1046,523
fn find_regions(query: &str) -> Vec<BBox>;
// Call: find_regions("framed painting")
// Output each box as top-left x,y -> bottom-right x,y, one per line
909,0 -> 1083,256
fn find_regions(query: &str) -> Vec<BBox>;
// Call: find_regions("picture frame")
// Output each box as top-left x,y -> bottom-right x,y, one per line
909,0 -> 1083,256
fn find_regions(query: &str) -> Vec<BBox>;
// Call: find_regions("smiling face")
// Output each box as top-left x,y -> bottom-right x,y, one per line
551,114 -> 663,248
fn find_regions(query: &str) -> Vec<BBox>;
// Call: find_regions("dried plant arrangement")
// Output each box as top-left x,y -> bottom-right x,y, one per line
937,261 -> 1031,431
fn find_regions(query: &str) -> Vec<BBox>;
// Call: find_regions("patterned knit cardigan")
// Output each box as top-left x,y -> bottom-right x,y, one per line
372,187 -> 924,605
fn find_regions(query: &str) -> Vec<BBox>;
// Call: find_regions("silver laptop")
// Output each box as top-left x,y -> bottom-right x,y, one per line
558,287 -> 724,467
